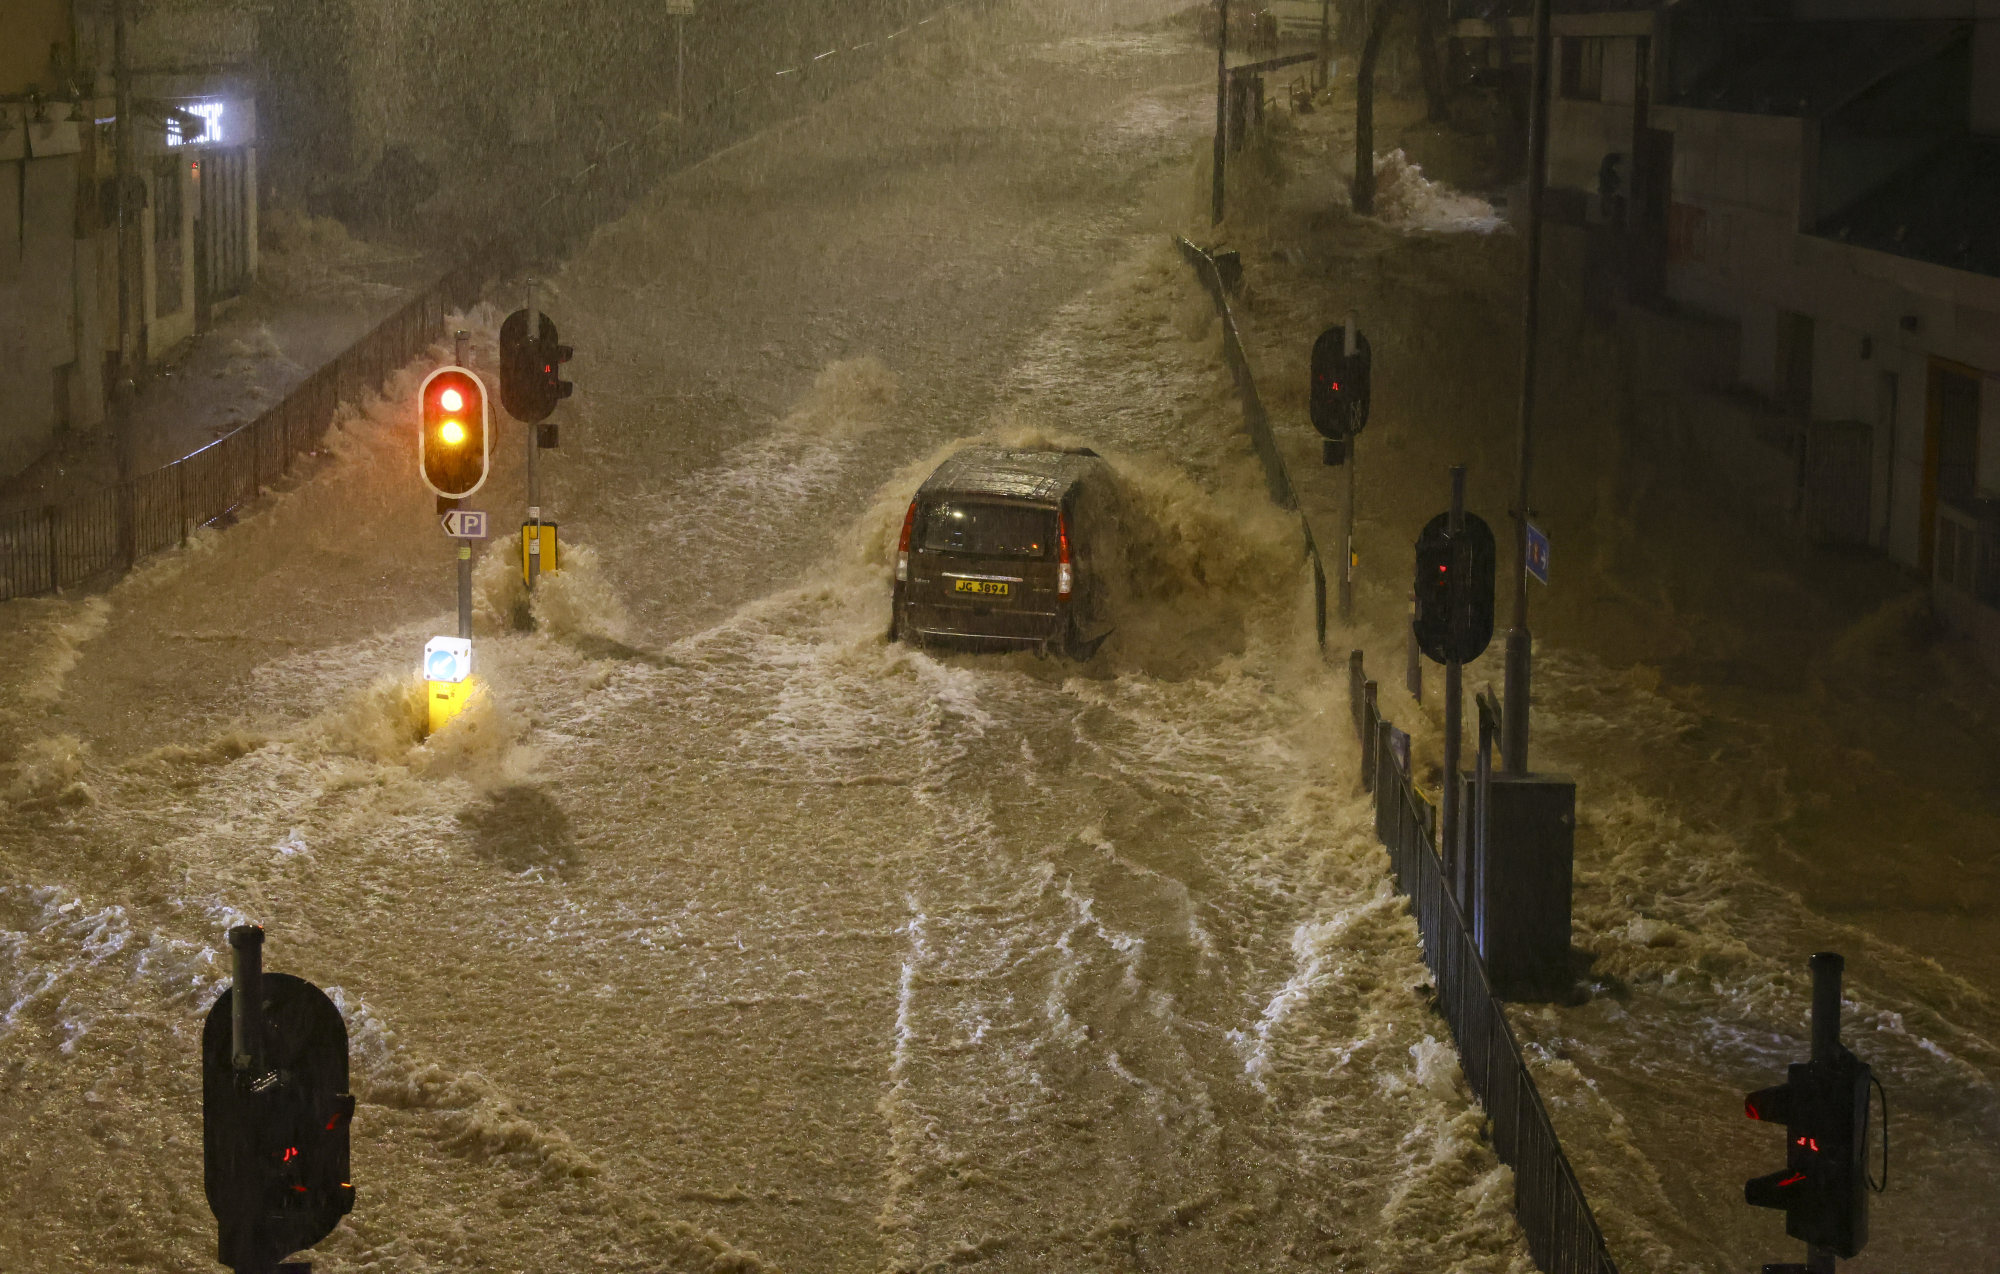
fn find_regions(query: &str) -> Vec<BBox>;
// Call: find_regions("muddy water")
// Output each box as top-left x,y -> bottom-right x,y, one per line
0,5 -> 1545,1272
1223,98 -> 2000,1272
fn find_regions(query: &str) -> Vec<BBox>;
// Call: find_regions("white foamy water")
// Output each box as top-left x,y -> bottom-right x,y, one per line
0,4 -> 1554,1272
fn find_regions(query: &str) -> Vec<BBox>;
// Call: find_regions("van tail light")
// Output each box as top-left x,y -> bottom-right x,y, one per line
1057,512 -> 1073,600
896,500 -> 916,582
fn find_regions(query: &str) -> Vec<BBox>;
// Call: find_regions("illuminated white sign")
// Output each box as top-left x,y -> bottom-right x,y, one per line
165,101 -> 224,147
423,636 -> 472,684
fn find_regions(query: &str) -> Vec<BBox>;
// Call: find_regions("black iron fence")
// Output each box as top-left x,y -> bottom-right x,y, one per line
1351,649 -> 1619,1274
1176,233 -> 1615,1274
0,252 -> 494,601
1,3 -> 991,604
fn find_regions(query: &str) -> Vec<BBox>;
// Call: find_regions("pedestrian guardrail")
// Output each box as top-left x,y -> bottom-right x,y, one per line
2,1 -> 989,604
1178,235 -> 1618,1274
1177,236 -> 1335,649
1353,645 -> 1618,1274
0,251 -> 495,602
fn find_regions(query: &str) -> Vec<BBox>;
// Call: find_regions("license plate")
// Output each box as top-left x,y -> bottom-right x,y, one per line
953,579 -> 1010,597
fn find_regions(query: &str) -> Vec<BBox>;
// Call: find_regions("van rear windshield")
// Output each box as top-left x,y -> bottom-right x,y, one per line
919,500 -> 1056,560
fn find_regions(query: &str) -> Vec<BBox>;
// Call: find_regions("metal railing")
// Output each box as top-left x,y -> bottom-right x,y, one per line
1351,649 -> 1619,1274
1,2 -> 991,603
0,251 -> 495,601
1178,236 -> 1334,649
1176,233 -> 1615,1274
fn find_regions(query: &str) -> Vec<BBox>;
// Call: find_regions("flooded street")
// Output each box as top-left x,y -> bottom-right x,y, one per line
0,5 -> 1535,1271
5,1 -> 1998,1271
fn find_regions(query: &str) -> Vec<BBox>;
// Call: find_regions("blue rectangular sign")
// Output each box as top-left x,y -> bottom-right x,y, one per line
1525,521 -> 1550,585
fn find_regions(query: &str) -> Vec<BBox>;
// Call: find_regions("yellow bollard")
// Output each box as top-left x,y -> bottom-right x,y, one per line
426,677 -> 473,736
521,521 -> 559,586
421,636 -> 474,737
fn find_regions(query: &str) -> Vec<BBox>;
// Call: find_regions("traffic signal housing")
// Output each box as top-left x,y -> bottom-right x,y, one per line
1745,1056 -> 1872,1258
1309,324 -> 1371,440
418,365 -> 489,499
499,309 -> 574,424
203,927 -> 355,1273
1412,511 -> 1496,664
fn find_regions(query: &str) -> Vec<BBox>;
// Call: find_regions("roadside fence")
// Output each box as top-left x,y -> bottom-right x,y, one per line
1,2 -> 992,604
0,251 -> 496,601
1178,236 -> 1333,649
1178,236 -> 1618,1274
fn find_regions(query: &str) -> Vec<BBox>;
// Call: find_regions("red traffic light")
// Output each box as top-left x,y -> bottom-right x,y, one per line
418,366 -> 489,499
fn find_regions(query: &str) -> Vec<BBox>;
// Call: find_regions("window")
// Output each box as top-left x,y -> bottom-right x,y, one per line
919,501 -> 1056,560
1561,36 -> 1606,101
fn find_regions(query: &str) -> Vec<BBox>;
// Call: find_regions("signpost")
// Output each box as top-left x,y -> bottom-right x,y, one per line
440,510 -> 487,539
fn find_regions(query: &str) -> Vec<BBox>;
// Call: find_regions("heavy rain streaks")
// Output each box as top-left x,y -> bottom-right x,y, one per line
0,2 -> 1532,1272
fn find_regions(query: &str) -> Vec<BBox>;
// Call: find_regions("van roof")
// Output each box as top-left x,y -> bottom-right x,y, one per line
917,446 -> 1104,505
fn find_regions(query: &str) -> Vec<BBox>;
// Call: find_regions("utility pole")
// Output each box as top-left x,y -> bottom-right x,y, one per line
1212,0 -> 1228,225
1501,0 -> 1552,775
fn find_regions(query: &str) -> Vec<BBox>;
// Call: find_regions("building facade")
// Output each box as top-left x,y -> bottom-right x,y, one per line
1469,0 -> 2000,665
1,0 -> 260,484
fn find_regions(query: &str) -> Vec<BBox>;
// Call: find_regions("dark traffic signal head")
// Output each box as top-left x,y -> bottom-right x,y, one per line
1744,1057 -> 1872,1258
419,366 -> 489,499
203,928 -> 355,1273
1309,324 -> 1371,441
1411,511 -> 1496,664
499,309 -> 574,423
543,323 -> 574,410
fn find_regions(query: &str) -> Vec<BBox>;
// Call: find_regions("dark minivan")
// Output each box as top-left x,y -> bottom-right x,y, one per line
891,446 -> 1120,657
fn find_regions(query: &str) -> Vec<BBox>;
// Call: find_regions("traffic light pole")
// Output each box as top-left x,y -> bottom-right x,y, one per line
524,284 -> 543,591
454,330 -> 473,638
1802,953 -> 1846,1274
1441,464 -> 1466,878
1339,315 -> 1358,625
228,925 -> 264,1076
1502,0 -> 1553,776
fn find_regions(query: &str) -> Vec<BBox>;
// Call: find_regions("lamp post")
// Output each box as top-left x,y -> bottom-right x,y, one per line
1501,0 -> 1552,775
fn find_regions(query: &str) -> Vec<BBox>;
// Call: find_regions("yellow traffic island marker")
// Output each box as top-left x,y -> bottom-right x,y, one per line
421,636 -> 474,738
521,520 -> 559,587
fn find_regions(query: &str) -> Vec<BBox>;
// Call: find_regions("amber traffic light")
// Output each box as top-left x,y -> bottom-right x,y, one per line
418,365 -> 489,499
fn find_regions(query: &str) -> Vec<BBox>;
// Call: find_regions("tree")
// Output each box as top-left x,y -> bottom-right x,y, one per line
1350,0 -> 1398,215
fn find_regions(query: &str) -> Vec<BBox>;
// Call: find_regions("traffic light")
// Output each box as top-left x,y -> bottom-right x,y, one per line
1412,511 -> 1496,664
1309,324 -> 1371,440
499,309 -> 574,424
542,321 -> 574,413
203,926 -> 354,1274
418,365 -> 489,499
1745,1056 -> 1873,1258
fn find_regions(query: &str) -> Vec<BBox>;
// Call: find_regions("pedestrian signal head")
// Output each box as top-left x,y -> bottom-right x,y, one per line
418,366 -> 489,499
